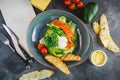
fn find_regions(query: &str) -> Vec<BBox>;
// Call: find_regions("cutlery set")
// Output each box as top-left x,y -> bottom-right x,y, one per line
0,24 -> 33,68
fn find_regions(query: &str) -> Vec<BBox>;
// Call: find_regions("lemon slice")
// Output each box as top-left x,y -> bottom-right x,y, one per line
90,50 -> 107,67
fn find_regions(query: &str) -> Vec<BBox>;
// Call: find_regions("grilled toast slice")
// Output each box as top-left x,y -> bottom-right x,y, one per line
45,55 -> 70,75
60,53 -> 81,62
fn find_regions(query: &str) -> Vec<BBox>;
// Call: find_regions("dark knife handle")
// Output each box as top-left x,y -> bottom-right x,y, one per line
18,44 -> 34,64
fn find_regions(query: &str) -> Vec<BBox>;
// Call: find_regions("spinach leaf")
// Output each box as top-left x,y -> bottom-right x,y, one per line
44,33 -> 58,47
50,26 -> 65,36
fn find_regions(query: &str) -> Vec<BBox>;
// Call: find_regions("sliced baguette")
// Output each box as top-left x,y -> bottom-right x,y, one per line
107,38 -> 120,52
19,69 -> 54,80
45,55 -> 70,75
100,14 -> 109,30
93,21 -> 100,34
60,53 -> 81,62
99,29 -> 111,48
99,14 -> 120,52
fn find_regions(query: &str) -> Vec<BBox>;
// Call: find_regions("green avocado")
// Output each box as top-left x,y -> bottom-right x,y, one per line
83,2 -> 99,23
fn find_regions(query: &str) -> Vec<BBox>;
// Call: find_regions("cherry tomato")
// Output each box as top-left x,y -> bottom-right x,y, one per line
37,43 -> 48,55
40,47 -> 48,55
77,1 -> 84,9
37,43 -> 44,49
69,3 -> 76,10
64,0 -> 71,6
74,0 -> 80,3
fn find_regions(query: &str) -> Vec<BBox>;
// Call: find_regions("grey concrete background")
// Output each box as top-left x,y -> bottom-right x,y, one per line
0,0 -> 120,80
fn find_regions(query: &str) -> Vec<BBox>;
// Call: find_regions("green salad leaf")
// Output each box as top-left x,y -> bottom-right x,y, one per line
44,33 -> 58,47
48,47 -> 64,57
67,21 -> 77,42
59,16 -> 66,23
42,16 -> 77,57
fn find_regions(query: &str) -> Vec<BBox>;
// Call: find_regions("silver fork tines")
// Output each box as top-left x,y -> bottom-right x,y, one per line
0,32 -> 15,52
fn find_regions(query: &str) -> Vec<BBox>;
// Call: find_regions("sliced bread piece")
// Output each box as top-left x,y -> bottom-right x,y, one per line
19,69 -> 54,80
60,53 -> 81,62
93,21 -> 100,34
99,14 -> 120,52
45,55 -> 70,75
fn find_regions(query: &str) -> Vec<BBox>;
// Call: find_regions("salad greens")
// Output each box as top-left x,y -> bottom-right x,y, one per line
40,16 -> 77,57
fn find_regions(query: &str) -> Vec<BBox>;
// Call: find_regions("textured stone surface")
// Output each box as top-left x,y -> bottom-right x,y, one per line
0,0 -> 120,80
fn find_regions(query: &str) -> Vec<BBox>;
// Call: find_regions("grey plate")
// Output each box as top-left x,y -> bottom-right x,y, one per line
27,9 -> 93,68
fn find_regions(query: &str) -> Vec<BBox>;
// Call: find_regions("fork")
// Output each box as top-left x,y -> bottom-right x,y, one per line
0,32 -> 31,68
0,32 -> 15,52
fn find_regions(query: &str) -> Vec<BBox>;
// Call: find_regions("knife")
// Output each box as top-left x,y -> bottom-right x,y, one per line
3,24 -> 33,68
